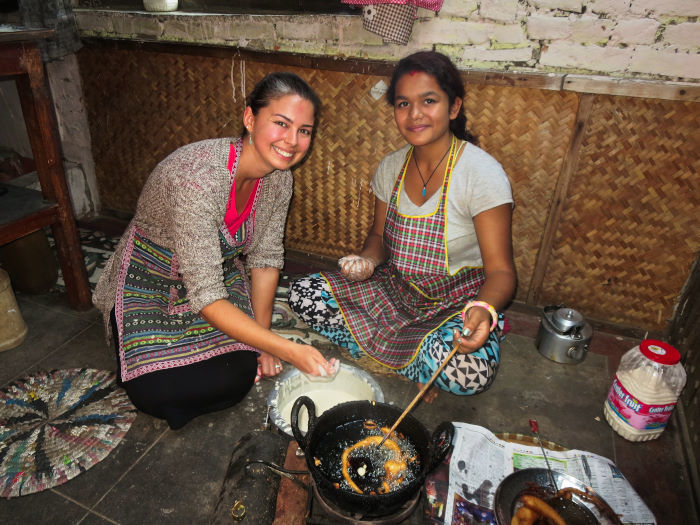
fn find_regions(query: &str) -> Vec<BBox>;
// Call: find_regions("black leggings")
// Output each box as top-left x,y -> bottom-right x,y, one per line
110,309 -> 258,430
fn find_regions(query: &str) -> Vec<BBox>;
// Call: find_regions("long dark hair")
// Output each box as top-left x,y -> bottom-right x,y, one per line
386,51 -> 477,144
245,72 -> 322,131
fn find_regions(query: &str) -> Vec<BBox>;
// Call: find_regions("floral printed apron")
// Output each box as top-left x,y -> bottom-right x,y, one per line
115,140 -> 260,381
323,136 -> 485,369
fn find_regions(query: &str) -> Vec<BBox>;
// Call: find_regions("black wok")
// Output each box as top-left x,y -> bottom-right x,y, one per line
291,396 -> 454,518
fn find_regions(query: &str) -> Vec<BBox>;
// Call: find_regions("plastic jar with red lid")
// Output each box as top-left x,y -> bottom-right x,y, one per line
603,339 -> 687,441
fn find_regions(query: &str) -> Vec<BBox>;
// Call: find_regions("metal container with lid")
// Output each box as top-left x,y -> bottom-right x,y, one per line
535,305 -> 592,364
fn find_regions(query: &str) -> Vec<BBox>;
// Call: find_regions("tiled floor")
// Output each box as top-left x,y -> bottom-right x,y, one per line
0,249 -> 697,524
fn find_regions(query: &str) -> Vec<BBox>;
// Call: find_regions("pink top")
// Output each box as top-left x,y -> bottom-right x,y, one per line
224,141 -> 260,236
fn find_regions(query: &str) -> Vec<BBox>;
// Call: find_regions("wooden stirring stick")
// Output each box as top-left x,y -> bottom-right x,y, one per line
378,342 -> 461,447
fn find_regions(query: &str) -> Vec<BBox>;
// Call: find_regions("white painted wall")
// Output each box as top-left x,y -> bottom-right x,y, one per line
45,55 -> 100,217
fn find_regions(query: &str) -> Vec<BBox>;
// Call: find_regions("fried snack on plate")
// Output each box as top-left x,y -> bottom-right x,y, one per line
516,494 -> 566,525
510,505 -> 537,525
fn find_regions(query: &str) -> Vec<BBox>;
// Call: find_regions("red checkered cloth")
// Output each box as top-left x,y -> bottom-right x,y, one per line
321,138 -> 484,369
342,0 -> 443,11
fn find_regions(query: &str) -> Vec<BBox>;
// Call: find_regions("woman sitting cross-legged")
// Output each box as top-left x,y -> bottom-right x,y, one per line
288,51 -> 516,401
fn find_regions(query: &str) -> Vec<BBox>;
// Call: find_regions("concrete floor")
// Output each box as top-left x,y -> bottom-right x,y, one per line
0,267 -> 697,524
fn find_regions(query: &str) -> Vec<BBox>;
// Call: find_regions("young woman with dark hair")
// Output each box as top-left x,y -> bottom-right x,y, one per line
94,72 -> 333,429
386,50 -> 477,145
289,52 -> 515,400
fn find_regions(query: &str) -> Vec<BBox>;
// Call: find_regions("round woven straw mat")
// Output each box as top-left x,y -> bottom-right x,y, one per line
0,368 -> 136,497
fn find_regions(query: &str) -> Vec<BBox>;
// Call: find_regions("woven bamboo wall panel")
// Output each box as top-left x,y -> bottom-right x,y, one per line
78,47 -> 244,211
77,43 -> 700,331
77,46 -> 405,256
464,86 -> 579,303
283,71 -> 405,257
539,95 -> 700,331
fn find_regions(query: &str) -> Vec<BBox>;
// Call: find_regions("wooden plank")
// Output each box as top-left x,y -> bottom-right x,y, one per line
272,441 -> 308,525
0,208 -> 60,246
462,69 -> 564,91
0,28 -> 54,44
0,42 -> 31,77
0,215 -> 53,245
564,75 -> 700,103
526,94 -> 595,306
0,183 -> 57,226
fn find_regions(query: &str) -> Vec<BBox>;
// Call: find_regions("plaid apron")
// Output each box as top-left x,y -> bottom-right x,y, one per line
323,136 -> 485,368
115,141 -> 259,381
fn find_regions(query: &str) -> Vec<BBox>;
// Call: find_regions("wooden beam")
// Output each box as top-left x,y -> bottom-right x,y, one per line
462,69 -> 565,91
0,208 -> 60,246
0,29 -> 53,44
79,39 -> 397,76
564,74 -> 700,103
526,93 -> 595,306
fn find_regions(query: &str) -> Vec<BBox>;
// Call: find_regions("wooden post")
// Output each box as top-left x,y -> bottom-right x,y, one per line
0,37 -> 91,310
526,94 -> 595,306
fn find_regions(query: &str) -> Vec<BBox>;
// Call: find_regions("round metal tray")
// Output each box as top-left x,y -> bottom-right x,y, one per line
494,468 -> 619,525
267,363 -> 384,437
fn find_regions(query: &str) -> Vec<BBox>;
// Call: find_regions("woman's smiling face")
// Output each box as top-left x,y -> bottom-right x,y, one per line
245,93 -> 316,173
392,71 -> 461,147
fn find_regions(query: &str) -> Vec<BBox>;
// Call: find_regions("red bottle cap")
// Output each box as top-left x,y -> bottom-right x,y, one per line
640,339 -> 681,365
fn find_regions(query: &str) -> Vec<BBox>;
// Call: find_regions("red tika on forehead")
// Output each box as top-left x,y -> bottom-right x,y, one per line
409,70 -> 418,76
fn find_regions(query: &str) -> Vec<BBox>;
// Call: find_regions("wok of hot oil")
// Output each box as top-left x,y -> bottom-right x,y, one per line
314,420 -> 420,494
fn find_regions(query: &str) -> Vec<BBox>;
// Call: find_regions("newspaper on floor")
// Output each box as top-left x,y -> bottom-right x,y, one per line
428,422 -> 655,525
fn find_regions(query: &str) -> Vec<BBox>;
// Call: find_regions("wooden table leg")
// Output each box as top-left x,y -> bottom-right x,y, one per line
13,43 -> 91,310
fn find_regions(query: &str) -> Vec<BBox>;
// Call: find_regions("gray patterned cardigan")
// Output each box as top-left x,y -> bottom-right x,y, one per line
93,137 -> 292,332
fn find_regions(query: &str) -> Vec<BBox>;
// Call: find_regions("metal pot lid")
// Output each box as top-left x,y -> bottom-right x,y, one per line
551,307 -> 585,331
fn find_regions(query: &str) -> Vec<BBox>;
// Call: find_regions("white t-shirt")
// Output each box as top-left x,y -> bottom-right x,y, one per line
371,141 -> 513,275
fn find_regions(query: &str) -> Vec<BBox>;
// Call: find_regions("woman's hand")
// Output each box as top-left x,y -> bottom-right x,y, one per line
287,343 -> 333,376
338,254 -> 376,282
339,199 -> 387,282
258,351 -> 283,377
450,202 -> 516,355
453,305 -> 492,354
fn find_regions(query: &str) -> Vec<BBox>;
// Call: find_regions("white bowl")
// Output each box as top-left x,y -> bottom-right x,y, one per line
143,0 -> 178,12
267,363 -> 384,436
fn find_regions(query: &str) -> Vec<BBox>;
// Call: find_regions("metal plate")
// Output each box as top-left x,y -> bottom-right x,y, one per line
267,363 -> 384,437
494,468 -> 618,525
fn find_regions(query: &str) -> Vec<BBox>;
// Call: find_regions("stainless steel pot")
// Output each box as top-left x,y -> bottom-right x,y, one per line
536,305 -> 592,364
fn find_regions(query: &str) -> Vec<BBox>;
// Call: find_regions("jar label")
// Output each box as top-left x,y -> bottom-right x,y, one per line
647,344 -> 666,357
605,376 -> 676,430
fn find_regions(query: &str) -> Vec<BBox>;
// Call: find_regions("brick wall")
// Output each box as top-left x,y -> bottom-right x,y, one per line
75,0 -> 700,82
426,0 -> 699,80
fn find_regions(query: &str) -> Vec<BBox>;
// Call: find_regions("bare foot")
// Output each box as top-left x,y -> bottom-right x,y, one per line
418,382 -> 439,404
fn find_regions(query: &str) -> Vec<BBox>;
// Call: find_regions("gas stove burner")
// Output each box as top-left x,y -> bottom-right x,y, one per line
307,480 -> 423,524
